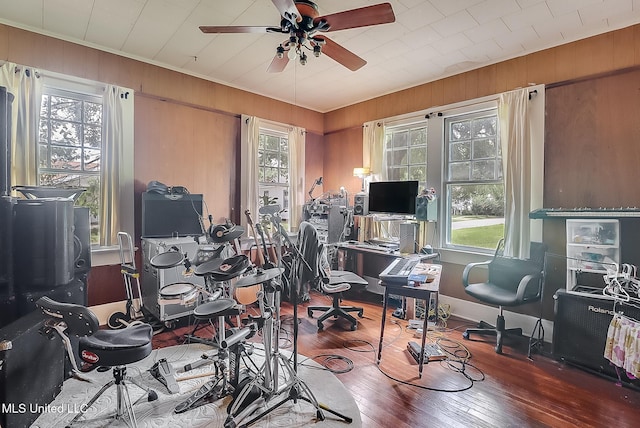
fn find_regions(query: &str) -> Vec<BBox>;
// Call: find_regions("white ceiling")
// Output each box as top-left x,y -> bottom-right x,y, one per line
1,0 -> 640,113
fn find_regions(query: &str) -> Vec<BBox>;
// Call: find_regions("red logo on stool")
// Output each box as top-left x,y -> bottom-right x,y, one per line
81,350 -> 99,364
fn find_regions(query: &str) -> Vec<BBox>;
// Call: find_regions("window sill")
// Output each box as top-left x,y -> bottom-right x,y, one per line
91,246 -> 130,267
438,247 -> 494,266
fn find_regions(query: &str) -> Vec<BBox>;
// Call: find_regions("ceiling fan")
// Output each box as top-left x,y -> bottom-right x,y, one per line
199,0 -> 395,72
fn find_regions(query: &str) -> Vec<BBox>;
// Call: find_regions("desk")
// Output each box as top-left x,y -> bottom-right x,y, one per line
335,242 -> 407,294
377,263 -> 441,378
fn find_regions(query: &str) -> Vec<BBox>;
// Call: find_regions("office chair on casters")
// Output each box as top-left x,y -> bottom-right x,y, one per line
461,239 -> 547,354
36,296 -> 157,428
307,241 -> 368,331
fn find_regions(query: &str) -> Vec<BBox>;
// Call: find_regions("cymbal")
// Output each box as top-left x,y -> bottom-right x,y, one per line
193,258 -> 223,276
235,268 -> 284,288
150,251 -> 184,269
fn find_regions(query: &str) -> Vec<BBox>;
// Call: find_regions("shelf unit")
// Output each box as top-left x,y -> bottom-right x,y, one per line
566,219 -> 619,297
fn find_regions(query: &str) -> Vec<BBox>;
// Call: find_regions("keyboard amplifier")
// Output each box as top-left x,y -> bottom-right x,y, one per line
553,289 -> 640,382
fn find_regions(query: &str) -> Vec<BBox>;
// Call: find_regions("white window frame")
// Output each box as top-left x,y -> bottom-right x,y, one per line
442,106 -> 502,253
383,121 -> 428,189
258,126 -> 290,223
39,73 -> 134,266
373,86 -> 545,266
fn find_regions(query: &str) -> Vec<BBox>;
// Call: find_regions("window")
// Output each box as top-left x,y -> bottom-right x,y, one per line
258,128 -> 289,225
444,110 -> 504,251
384,123 -> 427,189
38,88 -> 102,243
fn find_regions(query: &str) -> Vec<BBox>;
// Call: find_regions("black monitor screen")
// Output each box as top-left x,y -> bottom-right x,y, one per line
368,181 -> 419,215
142,193 -> 203,238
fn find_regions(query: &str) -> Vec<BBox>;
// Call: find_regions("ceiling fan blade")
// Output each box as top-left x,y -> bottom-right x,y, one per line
267,54 -> 289,73
200,26 -> 272,34
314,36 -> 366,71
315,3 -> 395,32
271,0 -> 301,23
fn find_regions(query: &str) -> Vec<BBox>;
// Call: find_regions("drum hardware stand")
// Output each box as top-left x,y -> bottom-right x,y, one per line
232,214 -> 351,427
149,358 -> 179,394
183,279 -> 239,347
225,239 -> 349,428
175,322 -> 258,413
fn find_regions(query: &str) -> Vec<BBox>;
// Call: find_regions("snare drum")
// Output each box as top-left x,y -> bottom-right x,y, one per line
159,282 -> 198,307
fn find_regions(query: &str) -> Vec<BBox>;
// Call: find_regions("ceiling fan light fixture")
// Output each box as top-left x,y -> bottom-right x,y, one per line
276,45 -> 285,59
300,52 -> 308,65
287,47 -> 298,61
313,44 -> 321,57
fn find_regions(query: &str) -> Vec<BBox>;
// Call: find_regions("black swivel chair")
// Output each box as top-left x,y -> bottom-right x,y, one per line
461,239 -> 547,354
36,296 -> 157,427
300,222 -> 367,331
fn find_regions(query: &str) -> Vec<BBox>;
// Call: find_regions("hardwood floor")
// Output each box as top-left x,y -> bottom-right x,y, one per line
152,291 -> 640,428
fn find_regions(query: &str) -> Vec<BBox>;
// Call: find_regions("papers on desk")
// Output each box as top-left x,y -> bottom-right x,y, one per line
407,263 -> 442,288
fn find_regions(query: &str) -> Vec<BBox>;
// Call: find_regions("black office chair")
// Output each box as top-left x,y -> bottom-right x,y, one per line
304,224 -> 367,331
36,296 -> 157,427
461,239 -> 547,354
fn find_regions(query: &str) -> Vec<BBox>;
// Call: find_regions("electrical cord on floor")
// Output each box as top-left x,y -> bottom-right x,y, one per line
298,354 -> 355,374
374,323 -> 486,393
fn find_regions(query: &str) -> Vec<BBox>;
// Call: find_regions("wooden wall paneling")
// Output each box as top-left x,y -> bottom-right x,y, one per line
526,49 -> 556,86
87,265 -> 127,306
0,24 -> 8,57
476,65 -> 498,98
134,95 -> 240,227
544,80 -> 597,208
323,127 -> 364,197
442,74 -> 467,106
553,42 -> 578,83
612,26 -> 636,70
464,68 -> 480,101
7,27 -> 48,67
635,26 -> 640,64
495,57 -> 527,94
43,37 -> 66,72
595,71 -> 640,206
305,132 -> 324,196
574,33 -> 615,78
545,69 -> 640,209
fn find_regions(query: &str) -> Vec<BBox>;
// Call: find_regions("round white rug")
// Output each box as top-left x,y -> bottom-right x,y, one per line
31,343 -> 361,427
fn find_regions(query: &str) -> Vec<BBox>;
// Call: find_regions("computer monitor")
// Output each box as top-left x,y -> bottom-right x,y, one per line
368,180 -> 418,215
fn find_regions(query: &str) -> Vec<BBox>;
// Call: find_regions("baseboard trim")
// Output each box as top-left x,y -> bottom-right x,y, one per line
439,295 -> 554,343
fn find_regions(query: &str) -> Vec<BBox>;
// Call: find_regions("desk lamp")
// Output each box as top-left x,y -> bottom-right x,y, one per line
353,167 -> 370,192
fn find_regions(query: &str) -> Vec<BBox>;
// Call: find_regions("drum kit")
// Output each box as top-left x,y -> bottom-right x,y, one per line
146,214 -> 350,427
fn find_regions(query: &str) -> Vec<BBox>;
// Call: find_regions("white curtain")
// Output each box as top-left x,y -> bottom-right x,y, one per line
288,125 -> 305,230
499,88 -> 532,258
0,62 -> 42,192
100,85 -> 126,246
363,120 -> 386,183
240,115 -> 261,231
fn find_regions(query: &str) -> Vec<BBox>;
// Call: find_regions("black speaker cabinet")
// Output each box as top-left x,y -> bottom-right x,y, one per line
0,293 -> 17,330
73,206 -> 91,273
0,86 -> 13,197
13,198 -> 74,291
0,310 -> 65,428
0,197 -> 15,296
553,289 -> 640,381
17,275 -> 87,317
353,193 -> 369,216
